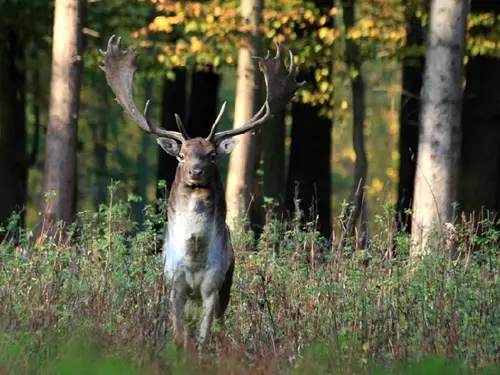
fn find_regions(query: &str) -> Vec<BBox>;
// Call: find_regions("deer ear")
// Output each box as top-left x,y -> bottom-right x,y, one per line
157,138 -> 180,157
217,138 -> 239,155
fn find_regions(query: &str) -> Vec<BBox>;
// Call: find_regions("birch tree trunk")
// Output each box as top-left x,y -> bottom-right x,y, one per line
225,0 -> 263,231
40,0 -> 85,233
411,0 -> 468,256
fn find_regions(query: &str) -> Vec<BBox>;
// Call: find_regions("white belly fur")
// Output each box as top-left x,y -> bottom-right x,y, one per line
163,200 -> 228,293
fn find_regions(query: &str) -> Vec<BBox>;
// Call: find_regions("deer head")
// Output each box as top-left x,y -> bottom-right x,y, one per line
99,35 -> 306,188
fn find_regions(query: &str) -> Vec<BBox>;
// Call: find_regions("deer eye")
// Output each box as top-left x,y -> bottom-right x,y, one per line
178,153 -> 185,161
210,153 -> 217,162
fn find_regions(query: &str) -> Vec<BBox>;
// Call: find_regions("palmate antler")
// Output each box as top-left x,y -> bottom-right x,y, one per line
99,35 -> 187,142
100,36 -> 305,144
207,42 -> 306,142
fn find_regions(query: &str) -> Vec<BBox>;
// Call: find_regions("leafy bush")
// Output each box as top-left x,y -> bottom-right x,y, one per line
0,184 -> 499,374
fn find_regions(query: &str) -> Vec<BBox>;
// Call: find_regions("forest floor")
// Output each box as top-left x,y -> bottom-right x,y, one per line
1,188 -> 499,374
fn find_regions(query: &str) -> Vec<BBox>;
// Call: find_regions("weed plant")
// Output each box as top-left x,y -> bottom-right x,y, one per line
0,183 -> 499,374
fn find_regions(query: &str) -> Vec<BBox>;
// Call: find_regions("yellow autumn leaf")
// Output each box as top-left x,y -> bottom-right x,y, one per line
318,27 -> 329,40
190,37 -> 203,54
350,30 -> 362,39
318,15 -> 328,26
341,100 -> 348,110
370,178 -> 384,193
152,16 -> 170,32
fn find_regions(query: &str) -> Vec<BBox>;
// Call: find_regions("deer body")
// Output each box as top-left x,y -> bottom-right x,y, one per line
164,166 -> 235,346
100,36 -> 304,352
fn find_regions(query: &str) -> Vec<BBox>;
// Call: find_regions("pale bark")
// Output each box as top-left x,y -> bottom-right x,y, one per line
40,0 -> 85,232
411,0 -> 468,255
225,0 -> 263,230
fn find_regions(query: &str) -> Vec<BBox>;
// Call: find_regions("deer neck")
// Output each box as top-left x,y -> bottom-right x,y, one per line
168,168 -> 226,223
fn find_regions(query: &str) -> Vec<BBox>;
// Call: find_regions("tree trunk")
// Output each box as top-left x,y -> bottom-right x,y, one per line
132,72 -> 154,224
0,28 -> 27,230
261,107 -> 286,211
157,68 -> 187,197
40,0 -> 85,234
285,0 -> 333,239
396,3 -> 426,233
186,67 -> 220,138
411,0 -> 468,256
341,0 -> 368,242
225,0 -> 263,231
132,6 -> 156,224
458,0 -> 500,219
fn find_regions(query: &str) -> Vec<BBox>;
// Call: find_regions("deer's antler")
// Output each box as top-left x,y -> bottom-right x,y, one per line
208,42 -> 306,142
100,36 -> 186,142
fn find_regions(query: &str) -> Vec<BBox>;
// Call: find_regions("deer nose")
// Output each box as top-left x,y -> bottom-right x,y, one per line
189,168 -> 204,179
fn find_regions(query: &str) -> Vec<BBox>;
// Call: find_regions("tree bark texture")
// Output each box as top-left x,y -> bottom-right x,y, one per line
0,28 -> 27,229
157,68 -> 187,196
132,7 -> 156,224
341,0 -> 368,241
40,0 -> 85,231
411,0 -> 468,255
396,4 -> 425,233
261,107 -> 286,211
186,68 -> 220,138
225,0 -> 263,230
458,0 -> 500,219
285,0 -> 333,238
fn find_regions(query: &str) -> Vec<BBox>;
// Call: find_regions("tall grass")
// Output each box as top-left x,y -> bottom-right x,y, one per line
0,183 -> 499,374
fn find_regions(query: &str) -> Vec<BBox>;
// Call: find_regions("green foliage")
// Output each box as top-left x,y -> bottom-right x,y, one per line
1,186 -> 499,374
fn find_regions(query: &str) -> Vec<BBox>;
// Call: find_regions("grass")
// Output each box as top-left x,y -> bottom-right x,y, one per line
0,183 -> 499,374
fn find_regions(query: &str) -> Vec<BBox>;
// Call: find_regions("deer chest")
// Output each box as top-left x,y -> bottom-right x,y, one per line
163,197 -> 218,276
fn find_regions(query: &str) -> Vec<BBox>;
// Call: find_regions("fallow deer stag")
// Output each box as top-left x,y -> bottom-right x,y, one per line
99,35 -> 305,351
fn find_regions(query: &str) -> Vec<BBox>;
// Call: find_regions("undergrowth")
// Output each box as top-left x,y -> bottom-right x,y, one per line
0,183 -> 499,374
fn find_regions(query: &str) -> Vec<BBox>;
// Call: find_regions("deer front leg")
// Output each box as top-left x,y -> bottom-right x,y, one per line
170,274 -> 188,346
198,290 -> 218,351
198,270 -> 222,351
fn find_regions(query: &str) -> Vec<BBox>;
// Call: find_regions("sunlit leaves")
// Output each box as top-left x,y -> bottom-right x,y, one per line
105,0 -> 500,116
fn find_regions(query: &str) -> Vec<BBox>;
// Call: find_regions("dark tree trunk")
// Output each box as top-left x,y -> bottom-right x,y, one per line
0,29 -> 27,230
132,6 -> 156,224
186,67 -> 221,138
459,0 -> 500,218
287,89 -> 332,238
396,5 -> 425,233
89,91 -> 109,207
341,0 -> 368,242
285,0 -> 333,239
157,68 -> 187,196
261,107 -> 286,211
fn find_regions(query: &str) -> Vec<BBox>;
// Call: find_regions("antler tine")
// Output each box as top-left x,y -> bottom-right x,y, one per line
213,42 -> 306,142
100,35 -> 185,142
206,101 -> 227,141
174,114 -> 190,140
